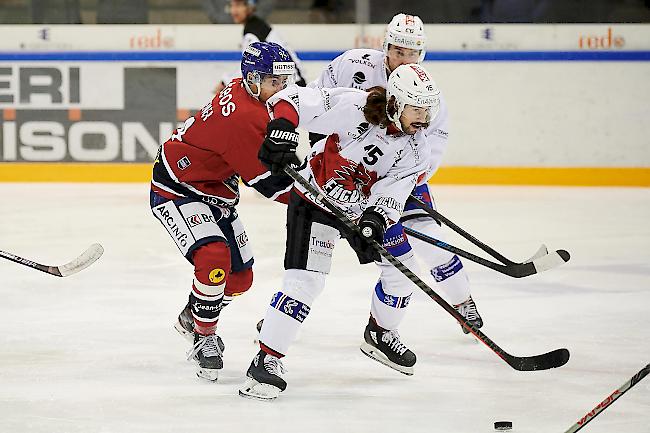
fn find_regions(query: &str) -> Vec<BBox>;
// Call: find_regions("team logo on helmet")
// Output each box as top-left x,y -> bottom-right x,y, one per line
244,45 -> 261,57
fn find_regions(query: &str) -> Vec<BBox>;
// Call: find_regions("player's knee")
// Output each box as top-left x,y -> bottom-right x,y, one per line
225,267 -> 253,297
192,242 -> 231,290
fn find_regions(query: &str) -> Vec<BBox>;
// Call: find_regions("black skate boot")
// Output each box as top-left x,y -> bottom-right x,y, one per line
174,300 -> 225,351
454,295 -> 483,334
187,333 -> 224,381
360,319 -> 416,375
239,350 -> 287,401
174,300 -> 194,342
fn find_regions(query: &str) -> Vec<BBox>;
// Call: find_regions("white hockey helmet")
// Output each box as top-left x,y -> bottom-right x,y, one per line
387,63 -> 440,132
383,13 -> 426,63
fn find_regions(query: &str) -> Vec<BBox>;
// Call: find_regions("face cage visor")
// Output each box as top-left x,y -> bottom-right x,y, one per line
245,62 -> 296,98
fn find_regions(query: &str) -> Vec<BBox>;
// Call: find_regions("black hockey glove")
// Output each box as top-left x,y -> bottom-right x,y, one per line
346,208 -> 387,264
258,118 -> 301,176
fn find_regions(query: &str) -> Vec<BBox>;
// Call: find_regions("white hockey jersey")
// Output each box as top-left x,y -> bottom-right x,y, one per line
267,85 -> 428,226
309,48 -> 449,184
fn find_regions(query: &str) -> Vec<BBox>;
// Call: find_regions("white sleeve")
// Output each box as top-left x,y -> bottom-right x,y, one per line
367,150 -> 425,225
421,95 -> 450,183
308,52 -> 346,89
267,85 -> 365,135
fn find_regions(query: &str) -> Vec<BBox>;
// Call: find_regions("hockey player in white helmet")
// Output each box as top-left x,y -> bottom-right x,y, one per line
240,64 -> 439,400
310,13 -> 484,342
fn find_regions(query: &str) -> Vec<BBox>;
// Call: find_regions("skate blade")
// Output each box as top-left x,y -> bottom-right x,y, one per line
174,320 -> 194,343
196,367 -> 220,381
360,343 -> 414,376
239,378 -> 281,401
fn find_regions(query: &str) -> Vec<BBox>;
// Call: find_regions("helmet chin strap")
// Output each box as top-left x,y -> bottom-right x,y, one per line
386,100 -> 405,132
243,72 -> 262,99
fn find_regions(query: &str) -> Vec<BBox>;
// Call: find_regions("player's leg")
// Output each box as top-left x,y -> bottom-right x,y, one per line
403,184 -> 483,334
240,192 -> 339,400
150,192 -> 233,380
361,222 -> 417,375
175,209 -> 255,340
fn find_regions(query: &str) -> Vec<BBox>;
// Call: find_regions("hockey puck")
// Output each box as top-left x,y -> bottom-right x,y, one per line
494,421 -> 512,431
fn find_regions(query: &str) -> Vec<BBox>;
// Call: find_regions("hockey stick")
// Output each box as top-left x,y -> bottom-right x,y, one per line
284,166 -> 569,371
402,226 -> 569,278
0,244 -> 104,277
406,195 -> 570,268
563,363 -> 650,433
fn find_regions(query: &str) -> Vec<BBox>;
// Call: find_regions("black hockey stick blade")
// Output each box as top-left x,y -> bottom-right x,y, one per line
0,243 -> 104,277
504,347 -> 570,371
407,195 -> 571,268
285,166 -> 570,372
403,226 -> 570,278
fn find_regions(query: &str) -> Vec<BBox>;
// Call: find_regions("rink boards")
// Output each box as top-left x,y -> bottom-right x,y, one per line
0,24 -> 648,185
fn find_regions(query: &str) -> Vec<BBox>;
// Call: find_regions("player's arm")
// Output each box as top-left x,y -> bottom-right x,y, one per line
220,120 -> 295,203
421,94 -> 450,183
366,152 -> 425,227
307,51 -> 346,88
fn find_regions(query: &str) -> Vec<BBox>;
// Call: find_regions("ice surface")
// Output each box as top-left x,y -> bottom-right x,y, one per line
0,184 -> 648,433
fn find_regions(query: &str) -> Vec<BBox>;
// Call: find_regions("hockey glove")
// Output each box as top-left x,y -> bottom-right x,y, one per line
346,208 -> 387,264
258,118 -> 301,176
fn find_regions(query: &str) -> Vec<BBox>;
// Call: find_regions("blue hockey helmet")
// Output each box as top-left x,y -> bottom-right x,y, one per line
241,41 -> 295,98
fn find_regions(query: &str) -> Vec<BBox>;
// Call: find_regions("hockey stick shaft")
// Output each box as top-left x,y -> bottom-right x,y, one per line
408,195 -> 528,266
564,363 -> 650,433
0,249 -> 59,276
0,244 -> 104,277
401,226 -> 527,277
285,166 -> 569,371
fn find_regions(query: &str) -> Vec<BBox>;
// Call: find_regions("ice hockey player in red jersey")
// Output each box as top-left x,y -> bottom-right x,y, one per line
149,41 -> 297,381
239,64 -> 441,401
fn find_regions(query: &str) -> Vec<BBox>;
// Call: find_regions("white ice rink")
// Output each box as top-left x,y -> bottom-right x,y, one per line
0,183 -> 648,433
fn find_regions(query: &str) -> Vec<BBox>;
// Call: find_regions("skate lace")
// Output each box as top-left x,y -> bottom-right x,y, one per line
264,355 -> 287,376
455,297 -> 478,321
187,334 -> 223,361
381,330 -> 408,356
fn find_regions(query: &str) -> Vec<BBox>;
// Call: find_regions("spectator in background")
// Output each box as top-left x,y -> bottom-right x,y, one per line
202,0 -> 275,23
215,0 -> 307,93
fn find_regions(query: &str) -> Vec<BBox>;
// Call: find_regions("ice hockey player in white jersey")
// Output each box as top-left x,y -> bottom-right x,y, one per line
239,64 -> 439,401
311,13 -> 483,337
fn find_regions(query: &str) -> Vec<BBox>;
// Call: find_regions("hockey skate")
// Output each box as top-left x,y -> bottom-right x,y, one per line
360,320 -> 416,375
174,301 -> 226,351
239,350 -> 287,401
453,296 -> 483,335
187,333 -> 225,381
174,301 -> 194,342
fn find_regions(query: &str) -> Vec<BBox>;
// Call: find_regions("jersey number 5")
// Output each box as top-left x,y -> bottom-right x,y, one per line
363,144 -> 384,165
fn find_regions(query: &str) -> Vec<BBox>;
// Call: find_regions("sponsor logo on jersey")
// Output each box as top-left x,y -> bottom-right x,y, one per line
352,71 -> 367,89
326,64 -> 338,85
348,54 -> 376,69
236,231 -> 249,249
209,268 -> 226,284
348,121 -> 370,140
186,213 -> 218,227
177,156 -> 191,170
289,93 -> 300,109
